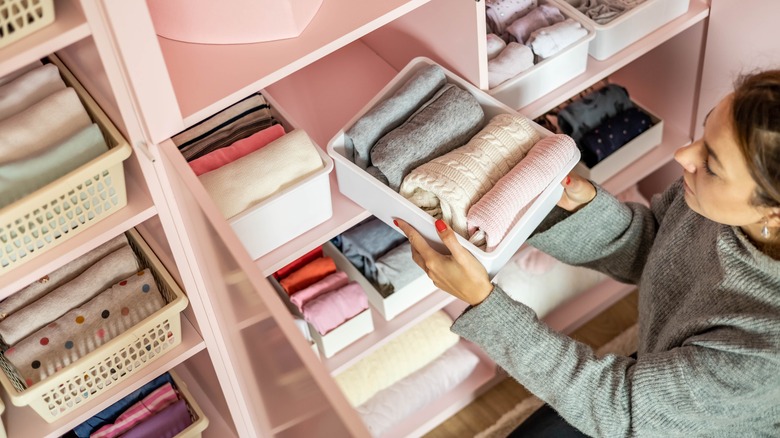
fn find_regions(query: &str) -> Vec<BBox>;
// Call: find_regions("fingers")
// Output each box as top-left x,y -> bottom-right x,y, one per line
393,218 -> 441,261
433,219 -> 473,265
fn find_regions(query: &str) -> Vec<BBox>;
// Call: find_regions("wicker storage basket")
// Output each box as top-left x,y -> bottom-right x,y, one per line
0,54 -> 132,273
0,0 -> 55,49
169,370 -> 209,438
0,229 -> 189,422
0,396 -> 6,438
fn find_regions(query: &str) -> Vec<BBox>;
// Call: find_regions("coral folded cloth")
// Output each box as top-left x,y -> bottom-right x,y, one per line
0,60 -> 42,86
507,4 -> 565,44
528,18 -> 588,59
0,63 -> 66,120
198,129 -> 323,219
579,106 -> 653,167
339,217 -> 407,285
0,87 -> 92,164
487,42 -> 535,88
467,134 -> 578,250
119,399 -> 192,438
374,242 -> 426,298
357,342 -> 480,437
368,84 -> 485,191
91,382 -> 179,438
273,246 -> 323,281
575,0 -> 646,24
290,271 -> 349,312
485,0 -> 538,41
486,34 -> 507,60
73,372 -> 174,438
188,123 -> 285,176
334,311 -> 459,406
5,269 -> 166,386
302,281 -> 369,335
0,244 -> 139,346
279,256 -> 338,295
400,113 -> 540,237
557,83 -> 634,142
344,64 -> 447,170
0,234 -> 129,321
173,93 -> 276,161
0,123 -> 108,208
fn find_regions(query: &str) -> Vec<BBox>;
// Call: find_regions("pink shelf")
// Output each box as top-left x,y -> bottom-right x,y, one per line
519,0 -> 710,120
1,315 -> 205,438
0,0 -> 91,79
174,364 -> 239,438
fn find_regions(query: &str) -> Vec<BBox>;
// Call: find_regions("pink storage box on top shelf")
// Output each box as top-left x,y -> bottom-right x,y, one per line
487,0 -> 595,109
327,58 -> 580,277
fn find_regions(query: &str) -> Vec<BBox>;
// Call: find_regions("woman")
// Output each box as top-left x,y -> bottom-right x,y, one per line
394,70 -> 780,437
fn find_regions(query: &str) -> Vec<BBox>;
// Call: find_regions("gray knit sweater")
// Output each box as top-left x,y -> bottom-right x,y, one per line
452,180 -> 780,437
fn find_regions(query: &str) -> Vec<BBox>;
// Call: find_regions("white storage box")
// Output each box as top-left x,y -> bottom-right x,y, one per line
550,0 -> 690,60
574,100 -> 663,183
268,261 -> 374,359
327,58 -> 580,277
323,242 -> 436,321
229,143 -> 334,259
487,0 -> 595,109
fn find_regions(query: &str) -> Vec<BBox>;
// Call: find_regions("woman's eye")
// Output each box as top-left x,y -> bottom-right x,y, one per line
703,160 -> 717,176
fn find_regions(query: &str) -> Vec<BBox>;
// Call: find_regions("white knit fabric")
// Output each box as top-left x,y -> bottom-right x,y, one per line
528,18 -> 588,59
198,129 -> 323,219
399,113 -> 540,238
0,64 -> 66,121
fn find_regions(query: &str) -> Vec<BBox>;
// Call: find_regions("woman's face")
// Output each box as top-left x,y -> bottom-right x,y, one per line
674,94 -> 766,226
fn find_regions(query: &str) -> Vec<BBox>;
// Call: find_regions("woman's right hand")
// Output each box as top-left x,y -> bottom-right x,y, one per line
558,172 -> 597,212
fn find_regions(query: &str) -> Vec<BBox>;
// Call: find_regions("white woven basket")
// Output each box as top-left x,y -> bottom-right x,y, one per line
0,0 -> 55,49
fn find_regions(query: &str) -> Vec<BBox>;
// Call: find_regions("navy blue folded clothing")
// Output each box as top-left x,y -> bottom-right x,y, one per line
579,107 -> 653,167
557,84 -> 634,143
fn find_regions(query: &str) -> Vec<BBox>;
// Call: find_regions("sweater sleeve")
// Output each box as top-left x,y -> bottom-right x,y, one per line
526,180 -> 682,284
452,287 -> 778,437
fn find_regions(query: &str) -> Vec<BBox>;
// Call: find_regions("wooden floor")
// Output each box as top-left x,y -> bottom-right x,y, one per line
424,290 -> 639,438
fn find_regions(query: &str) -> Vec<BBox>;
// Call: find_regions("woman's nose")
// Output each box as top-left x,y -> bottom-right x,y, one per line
674,142 -> 699,174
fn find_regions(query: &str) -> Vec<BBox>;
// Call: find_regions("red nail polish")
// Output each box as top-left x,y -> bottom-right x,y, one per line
393,219 -> 399,227
565,176 -> 571,185
435,219 -> 447,232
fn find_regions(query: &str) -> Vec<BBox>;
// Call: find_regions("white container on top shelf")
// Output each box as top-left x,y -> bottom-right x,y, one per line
268,252 -> 374,359
487,0 -> 595,109
550,0 -> 691,60
574,99 -> 663,184
323,241 -> 436,321
327,57 -> 579,277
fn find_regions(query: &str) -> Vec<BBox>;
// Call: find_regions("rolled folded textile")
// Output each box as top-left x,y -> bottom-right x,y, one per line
527,18 -> 588,59
486,33 -> 507,60
485,0 -> 538,41
467,134 -> 579,250
488,42 -> 535,89
369,84 -> 485,191
0,63 -> 66,120
118,399 -> 192,438
188,123 -> 285,175
273,246 -> 323,280
0,87 -> 91,164
279,256 -> 338,295
579,106 -> 653,167
339,217 -> 407,285
0,234 -> 129,321
198,128 -> 323,219
335,311 -> 459,406
91,382 -> 179,438
0,123 -> 108,208
0,244 -> 139,346
575,0 -> 646,24
400,113 -> 540,237
289,271 -> 350,312
5,269 -> 165,386
557,83 -> 634,143
374,242 -> 425,298
302,281 -> 369,335
344,64 -> 447,170
0,60 -> 43,87
357,342 -> 480,437
507,4 -> 565,44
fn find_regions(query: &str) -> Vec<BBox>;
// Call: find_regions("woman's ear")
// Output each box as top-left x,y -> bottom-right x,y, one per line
765,208 -> 780,228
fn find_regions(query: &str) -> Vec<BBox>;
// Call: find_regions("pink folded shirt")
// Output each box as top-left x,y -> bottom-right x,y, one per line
91,382 -> 179,438
289,271 -> 349,313
302,281 -> 368,335
189,124 -> 285,175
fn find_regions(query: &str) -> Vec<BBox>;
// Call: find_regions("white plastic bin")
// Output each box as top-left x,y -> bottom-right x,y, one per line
550,0 -> 690,60
487,0 -> 595,109
327,58 -> 580,277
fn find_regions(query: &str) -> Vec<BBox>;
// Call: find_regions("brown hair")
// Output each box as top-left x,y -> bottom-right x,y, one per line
732,70 -> 780,208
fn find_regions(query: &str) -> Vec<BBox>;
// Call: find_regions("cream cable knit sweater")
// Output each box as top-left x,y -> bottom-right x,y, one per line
399,113 -> 540,237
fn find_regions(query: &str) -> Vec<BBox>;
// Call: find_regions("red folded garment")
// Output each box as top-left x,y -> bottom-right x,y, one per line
279,256 -> 337,295
273,246 -> 323,280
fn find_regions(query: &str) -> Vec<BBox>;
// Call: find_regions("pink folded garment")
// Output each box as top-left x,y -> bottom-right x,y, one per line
188,124 -> 285,175
91,382 -> 179,438
485,0 -> 538,41
289,270 -> 349,313
467,134 -> 578,251
302,281 -> 368,335
507,4 -> 565,45
486,33 -> 507,60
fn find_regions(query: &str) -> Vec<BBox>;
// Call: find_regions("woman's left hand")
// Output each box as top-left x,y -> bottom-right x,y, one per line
393,218 -> 494,306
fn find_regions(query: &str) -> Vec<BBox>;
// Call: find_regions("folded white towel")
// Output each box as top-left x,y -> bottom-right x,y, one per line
0,64 -> 66,121
198,129 -> 323,219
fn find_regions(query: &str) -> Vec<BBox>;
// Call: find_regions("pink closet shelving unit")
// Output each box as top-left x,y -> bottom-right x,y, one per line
8,0 -> 772,436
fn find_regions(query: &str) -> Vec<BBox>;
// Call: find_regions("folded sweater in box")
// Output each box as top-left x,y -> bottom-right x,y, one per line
0,63 -> 66,121
573,0 -> 647,24
339,217 -> 407,286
